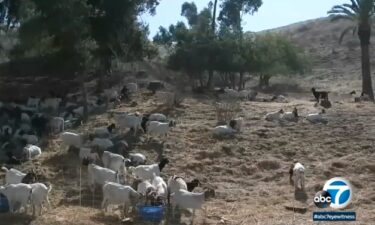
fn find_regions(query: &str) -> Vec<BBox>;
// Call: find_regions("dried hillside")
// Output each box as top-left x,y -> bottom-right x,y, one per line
265,17 -> 375,92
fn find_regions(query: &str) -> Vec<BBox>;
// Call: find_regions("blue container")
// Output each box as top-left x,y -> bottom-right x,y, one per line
0,194 -> 9,213
138,205 -> 164,222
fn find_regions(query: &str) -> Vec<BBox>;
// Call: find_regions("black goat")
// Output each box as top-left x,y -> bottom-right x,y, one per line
311,88 -> 329,102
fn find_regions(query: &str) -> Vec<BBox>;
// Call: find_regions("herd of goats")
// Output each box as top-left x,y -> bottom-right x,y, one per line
0,82 -> 369,222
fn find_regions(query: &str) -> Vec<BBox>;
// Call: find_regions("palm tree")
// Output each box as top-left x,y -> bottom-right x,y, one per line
328,0 -> 375,100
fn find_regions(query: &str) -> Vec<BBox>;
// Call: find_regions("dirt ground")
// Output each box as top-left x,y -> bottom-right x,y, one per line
0,87 -> 374,225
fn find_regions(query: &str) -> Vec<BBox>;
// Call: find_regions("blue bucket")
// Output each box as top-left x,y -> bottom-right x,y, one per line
0,194 -> 9,213
138,205 -> 164,222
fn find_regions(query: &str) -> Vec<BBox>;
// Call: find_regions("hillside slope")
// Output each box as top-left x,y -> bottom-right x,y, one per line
264,17 -> 375,92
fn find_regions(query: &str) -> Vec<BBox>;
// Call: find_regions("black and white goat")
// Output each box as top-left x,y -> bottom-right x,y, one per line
281,107 -> 299,122
1,167 -> 37,184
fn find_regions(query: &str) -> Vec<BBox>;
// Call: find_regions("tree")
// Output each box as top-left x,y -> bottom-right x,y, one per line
181,2 -> 198,26
217,0 -> 262,90
218,0 -> 262,33
156,1 -> 263,91
153,26 -> 173,46
251,33 -> 308,87
87,0 -> 159,74
328,0 -> 375,100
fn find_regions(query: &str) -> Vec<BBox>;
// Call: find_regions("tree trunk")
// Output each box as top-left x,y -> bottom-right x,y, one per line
230,73 -> 236,89
199,73 -> 204,87
206,0 -> 218,90
238,72 -> 244,91
358,23 -> 374,100
206,70 -> 214,89
96,75 -> 104,94
80,77 -> 88,122
211,0 -> 218,32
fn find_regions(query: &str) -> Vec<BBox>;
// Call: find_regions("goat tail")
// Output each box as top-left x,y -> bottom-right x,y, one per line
1,166 -> 8,172
48,184 -> 53,193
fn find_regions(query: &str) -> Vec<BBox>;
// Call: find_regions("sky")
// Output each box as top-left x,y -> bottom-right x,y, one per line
141,0 -> 348,38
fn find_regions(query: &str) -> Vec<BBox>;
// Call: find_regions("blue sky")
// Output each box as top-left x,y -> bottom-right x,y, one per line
141,0 -> 347,38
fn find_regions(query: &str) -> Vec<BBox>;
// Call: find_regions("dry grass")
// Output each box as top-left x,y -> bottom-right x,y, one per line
0,87 -> 374,225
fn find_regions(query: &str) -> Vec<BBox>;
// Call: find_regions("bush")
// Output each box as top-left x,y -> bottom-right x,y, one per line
214,101 -> 241,124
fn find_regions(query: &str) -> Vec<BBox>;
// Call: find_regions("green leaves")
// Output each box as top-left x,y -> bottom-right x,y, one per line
218,0 -> 262,32
181,2 -> 198,26
251,33 -> 308,76
328,0 -> 375,23
328,0 -> 375,44
13,0 -> 160,75
158,0 -> 307,88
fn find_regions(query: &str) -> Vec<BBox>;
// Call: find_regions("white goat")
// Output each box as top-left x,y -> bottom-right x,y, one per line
128,159 -> 169,181
19,124 -> 32,132
149,113 -> 167,122
170,189 -> 206,221
272,95 -> 288,103
289,162 -> 305,191
21,113 -> 31,123
114,113 -> 143,135
65,102 -> 78,108
146,121 -> 174,137
167,176 -> 188,194
72,106 -> 84,117
22,134 -> 39,145
126,83 -> 138,93
102,151 -> 128,174
40,98 -> 61,111
23,144 -> 42,160
151,174 -> 168,202
238,90 -> 257,100
60,132 -> 83,148
306,109 -> 328,124
94,124 -> 116,138
0,183 -> 32,213
212,125 -> 237,136
223,88 -> 239,98
137,180 -> 156,204
50,117 -> 64,133
87,164 -> 119,192
27,97 -> 40,109
90,138 -> 114,150
101,182 -> 142,217
137,180 -> 156,196
79,147 -> 100,163
103,88 -> 119,100
30,183 -> 52,216
265,109 -> 284,121
129,153 -> 146,166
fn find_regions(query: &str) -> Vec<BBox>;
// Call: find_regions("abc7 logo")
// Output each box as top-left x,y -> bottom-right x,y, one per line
314,191 -> 332,208
314,177 -> 352,209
